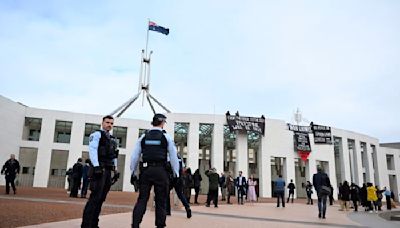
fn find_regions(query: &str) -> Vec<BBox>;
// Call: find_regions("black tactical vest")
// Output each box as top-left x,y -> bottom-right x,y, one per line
141,129 -> 168,163
97,130 -> 118,166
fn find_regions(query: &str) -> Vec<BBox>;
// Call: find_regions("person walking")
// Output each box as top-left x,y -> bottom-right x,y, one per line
274,175 -> 285,208
376,186 -> 384,211
313,166 -> 331,219
219,173 -> 227,201
81,115 -> 119,228
247,175 -> 257,204
166,154 -> 192,218
360,183 -> 368,211
192,169 -> 202,204
183,167 -> 193,204
235,171 -> 246,205
287,179 -> 295,203
130,114 -> 181,228
329,185 -> 334,206
305,181 -> 313,205
1,154 -> 20,195
366,182 -> 378,213
70,158 -> 83,198
80,158 -> 91,198
226,171 -> 235,204
350,183 -> 360,212
205,168 -> 219,208
340,181 -> 351,211
384,187 -> 392,210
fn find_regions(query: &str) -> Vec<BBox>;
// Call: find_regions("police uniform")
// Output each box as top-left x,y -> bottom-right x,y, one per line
130,114 -> 179,228
82,129 -> 118,228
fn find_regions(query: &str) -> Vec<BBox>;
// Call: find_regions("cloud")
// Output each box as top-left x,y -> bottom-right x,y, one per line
0,0 -> 399,142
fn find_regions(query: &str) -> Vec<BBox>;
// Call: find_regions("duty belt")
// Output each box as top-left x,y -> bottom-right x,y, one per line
142,162 -> 166,167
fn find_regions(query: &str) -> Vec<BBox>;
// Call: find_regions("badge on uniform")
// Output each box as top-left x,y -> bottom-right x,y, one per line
89,135 -> 94,142
143,162 -> 148,167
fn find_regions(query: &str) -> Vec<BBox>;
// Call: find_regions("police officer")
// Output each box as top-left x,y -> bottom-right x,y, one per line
82,115 -> 119,228
166,153 -> 192,218
1,154 -> 20,194
130,114 -> 180,228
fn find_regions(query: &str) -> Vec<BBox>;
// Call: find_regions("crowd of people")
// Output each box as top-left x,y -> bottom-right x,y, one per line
336,181 -> 397,212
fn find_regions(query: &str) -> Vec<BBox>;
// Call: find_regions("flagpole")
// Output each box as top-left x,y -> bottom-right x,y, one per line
145,18 -> 150,58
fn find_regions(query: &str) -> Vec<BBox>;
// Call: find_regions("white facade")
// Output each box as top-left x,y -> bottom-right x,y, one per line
1,95 -> 400,199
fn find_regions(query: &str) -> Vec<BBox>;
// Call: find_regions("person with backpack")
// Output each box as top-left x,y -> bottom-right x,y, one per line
313,166 -> 331,219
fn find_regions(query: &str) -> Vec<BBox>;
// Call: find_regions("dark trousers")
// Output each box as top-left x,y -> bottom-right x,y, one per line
81,178 -> 90,197
227,188 -> 234,203
386,195 -> 392,210
237,186 -> 245,204
71,178 -> 81,197
5,175 -> 16,194
318,194 -> 328,217
352,200 -> 358,211
132,166 -> 169,228
276,191 -> 285,207
81,169 -> 112,228
166,179 -> 190,214
287,191 -> 294,203
329,194 -> 334,205
307,192 -> 313,204
194,186 -> 200,203
206,189 -> 218,207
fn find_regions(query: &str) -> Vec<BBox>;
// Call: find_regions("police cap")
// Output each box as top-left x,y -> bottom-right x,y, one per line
151,113 -> 167,126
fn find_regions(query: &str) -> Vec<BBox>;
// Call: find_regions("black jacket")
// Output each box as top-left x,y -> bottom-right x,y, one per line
1,159 -> 20,177
312,171 -> 331,193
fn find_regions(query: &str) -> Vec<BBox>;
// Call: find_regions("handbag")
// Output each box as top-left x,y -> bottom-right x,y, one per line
320,185 -> 331,196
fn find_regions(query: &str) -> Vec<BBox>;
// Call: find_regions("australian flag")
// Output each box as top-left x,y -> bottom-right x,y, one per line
148,21 -> 169,35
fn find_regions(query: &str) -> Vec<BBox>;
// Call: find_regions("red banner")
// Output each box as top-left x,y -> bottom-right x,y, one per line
298,150 -> 311,161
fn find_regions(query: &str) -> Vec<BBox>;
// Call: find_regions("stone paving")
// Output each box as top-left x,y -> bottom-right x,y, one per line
21,202 -> 392,228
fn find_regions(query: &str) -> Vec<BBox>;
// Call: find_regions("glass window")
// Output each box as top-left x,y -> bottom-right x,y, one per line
54,120 -> 73,143
386,155 -> 395,170
224,125 -> 236,172
175,123 -> 189,161
113,126 -> 127,148
139,129 -> 147,138
199,124 -> 213,161
22,167 -> 29,174
83,123 -> 101,145
22,117 -> 42,141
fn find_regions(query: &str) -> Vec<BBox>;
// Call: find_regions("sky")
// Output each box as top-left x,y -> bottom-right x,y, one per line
0,0 -> 399,143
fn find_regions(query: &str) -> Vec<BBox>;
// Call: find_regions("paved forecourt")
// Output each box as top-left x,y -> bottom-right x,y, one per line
21,203 -> 365,228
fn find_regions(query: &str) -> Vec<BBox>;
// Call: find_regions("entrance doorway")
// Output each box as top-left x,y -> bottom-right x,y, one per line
18,147 -> 38,187
48,150 -> 69,188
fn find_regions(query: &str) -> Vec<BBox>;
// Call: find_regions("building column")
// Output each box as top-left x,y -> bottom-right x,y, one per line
211,123 -> 224,174
33,117 -> 55,187
123,127 -> 139,191
354,140 -> 364,186
187,122 -> 199,171
341,139 -> 352,183
307,158 -> 317,199
258,135 -> 271,197
366,145 -> 374,184
235,132 -> 248,178
286,156 -> 296,197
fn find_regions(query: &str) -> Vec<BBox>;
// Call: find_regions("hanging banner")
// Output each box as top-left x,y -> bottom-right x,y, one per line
287,123 -> 311,133
226,114 -> 265,135
289,125 -> 312,161
294,131 -> 312,152
311,122 -> 332,144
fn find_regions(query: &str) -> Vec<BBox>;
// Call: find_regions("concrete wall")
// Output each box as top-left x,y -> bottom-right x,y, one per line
0,96 -> 26,185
